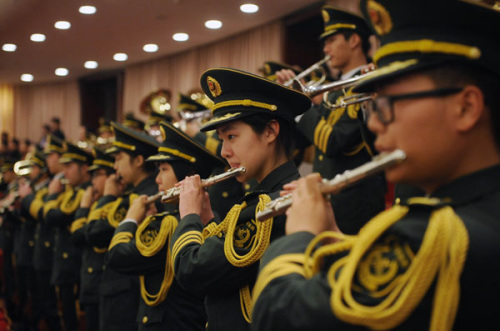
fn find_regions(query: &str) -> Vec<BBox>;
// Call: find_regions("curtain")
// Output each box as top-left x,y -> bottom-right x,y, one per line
122,21 -> 283,121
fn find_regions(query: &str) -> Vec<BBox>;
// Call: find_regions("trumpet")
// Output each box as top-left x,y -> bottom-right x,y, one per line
256,149 -> 407,221
283,56 -> 331,88
147,167 -> 246,204
293,68 -> 374,98
323,92 -> 374,111
179,109 -> 212,121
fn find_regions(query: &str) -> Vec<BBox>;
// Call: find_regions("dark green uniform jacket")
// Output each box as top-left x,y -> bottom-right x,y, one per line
171,161 -> 300,331
251,165 -> 500,330
45,181 -> 91,285
106,207 -> 206,331
86,175 -> 158,331
21,179 -> 55,272
297,69 -> 386,235
71,202 -> 106,305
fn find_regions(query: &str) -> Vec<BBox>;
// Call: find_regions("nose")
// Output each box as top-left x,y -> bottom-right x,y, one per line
220,140 -> 232,160
367,110 -> 385,136
155,172 -> 161,185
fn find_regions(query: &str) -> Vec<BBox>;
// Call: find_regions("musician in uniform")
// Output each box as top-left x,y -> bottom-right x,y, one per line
85,122 -> 161,331
18,148 -> 61,330
251,0 -> 500,329
278,6 -> 386,235
123,113 -> 146,133
45,142 -> 93,331
171,68 -> 311,331
106,120 -> 226,330
70,148 -> 115,331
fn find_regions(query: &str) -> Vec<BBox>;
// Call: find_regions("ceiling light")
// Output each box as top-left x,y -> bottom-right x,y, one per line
55,68 -> 69,76
79,5 -> 97,15
172,33 -> 189,41
143,44 -> 159,52
21,74 -> 34,82
30,34 -> 46,42
240,4 -> 259,13
84,61 -> 98,69
113,53 -> 128,61
2,44 -> 17,52
205,20 -> 222,29
55,21 -> 71,30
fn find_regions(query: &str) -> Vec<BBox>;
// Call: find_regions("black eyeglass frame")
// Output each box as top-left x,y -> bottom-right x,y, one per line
362,87 -> 464,125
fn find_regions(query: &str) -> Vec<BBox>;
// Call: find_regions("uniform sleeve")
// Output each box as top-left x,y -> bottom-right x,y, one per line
298,95 -> 365,158
44,192 -> 70,227
251,232 -> 355,331
170,213 -> 258,295
106,221 -> 166,275
71,207 -> 90,246
84,195 -> 120,247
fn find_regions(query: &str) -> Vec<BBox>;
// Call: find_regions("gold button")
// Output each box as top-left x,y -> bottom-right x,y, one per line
45,241 -> 51,247
29,240 -> 34,247
142,316 -> 148,324
222,192 -> 228,198
318,155 -> 324,161
87,267 -> 93,274
62,252 -> 68,259
395,198 -> 401,205
244,184 -> 250,190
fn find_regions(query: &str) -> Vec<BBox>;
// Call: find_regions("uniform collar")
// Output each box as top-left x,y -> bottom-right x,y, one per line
430,164 -> 500,206
133,175 -> 156,194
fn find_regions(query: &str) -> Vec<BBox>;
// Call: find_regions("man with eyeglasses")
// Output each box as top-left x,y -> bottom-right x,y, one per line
251,0 -> 500,330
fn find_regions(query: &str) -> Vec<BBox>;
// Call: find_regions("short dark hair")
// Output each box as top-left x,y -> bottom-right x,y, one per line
339,31 -> 371,58
423,63 -> 500,151
125,150 -> 156,174
51,117 -> 60,125
240,113 -> 295,160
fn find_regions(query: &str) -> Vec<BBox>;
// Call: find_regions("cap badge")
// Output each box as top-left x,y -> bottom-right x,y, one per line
322,9 -> 330,23
207,76 -> 222,98
367,0 -> 393,36
264,64 -> 271,75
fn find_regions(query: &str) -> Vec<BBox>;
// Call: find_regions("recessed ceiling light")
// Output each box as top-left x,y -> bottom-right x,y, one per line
205,20 -> 222,29
55,68 -> 69,76
84,61 -> 98,69
143,44 -> 159,52
21,74 -> 34,82
79,5 -> 97,15
173,33 -> 189,42
55,21 -> 71,30
113,53 -> 128,61
240,4 -> 259,13
30,34 -> 46,42
2,44 -> 17,52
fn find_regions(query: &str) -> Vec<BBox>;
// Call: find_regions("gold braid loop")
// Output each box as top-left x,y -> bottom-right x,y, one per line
60,187 -> 85,214
137,214 -> 179,306
326,202 -> 468,331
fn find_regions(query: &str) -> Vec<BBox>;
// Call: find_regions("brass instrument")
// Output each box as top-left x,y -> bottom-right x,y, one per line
293,69 -> 375,98
256,150 -> 407,221
147,167 -> 246,204
178,109 -> 212,121
323,92 -> 374,111
283,56 -> 331,87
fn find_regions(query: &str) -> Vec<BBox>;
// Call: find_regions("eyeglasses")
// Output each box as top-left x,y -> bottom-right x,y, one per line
362,87 -> 464,125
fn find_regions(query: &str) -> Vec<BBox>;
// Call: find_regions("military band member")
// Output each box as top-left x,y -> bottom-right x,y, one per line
85,122 -> 161,331
123,113 -> 146,133
18,148 -> 62,330
106,120 -> 225,330
45,141 -> 93,331
71,148 -> 115,331
171,68 -> 311,331
251,0 -> 500,330
277,6 -> 387,235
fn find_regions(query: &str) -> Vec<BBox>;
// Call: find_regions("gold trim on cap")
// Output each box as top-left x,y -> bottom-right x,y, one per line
374,39 -> 481,64
212,99 -> 277,113
123,120 -> 141,128
113,141 -> 136,151
61,153 -> 87,162
158,147 -> 196,163
93,160 -> 114,168
324,23 -> 357,32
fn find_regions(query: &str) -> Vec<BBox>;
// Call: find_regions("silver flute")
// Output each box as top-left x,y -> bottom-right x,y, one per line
256,149 -> 407,221
147,166 -> 246,204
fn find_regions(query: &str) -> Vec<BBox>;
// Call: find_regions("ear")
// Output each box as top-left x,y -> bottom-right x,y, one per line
264,120 -> 280,144
133,154 -> 145,168
455,85 -> 485,132
348,33 -> 361,50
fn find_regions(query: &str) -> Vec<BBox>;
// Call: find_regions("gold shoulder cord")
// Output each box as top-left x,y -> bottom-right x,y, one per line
223,194 -> 274,323
253,198 -> 469,330
137,214 -> 179,306
29,187 -> 48,219
60,187 -> 85,214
